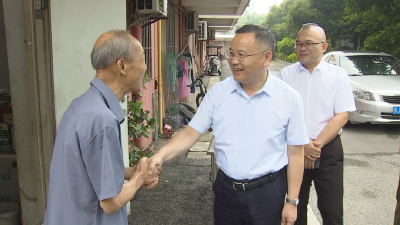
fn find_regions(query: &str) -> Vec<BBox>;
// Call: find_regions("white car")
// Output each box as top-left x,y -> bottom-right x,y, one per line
323,51 -> 400,124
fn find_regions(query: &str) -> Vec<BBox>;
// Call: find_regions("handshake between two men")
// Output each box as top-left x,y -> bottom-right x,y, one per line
129,157 -> 162,190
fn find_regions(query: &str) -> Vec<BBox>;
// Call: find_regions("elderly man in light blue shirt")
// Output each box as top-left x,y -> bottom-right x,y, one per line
148,25 -> 309,225
44,30 -> 159,225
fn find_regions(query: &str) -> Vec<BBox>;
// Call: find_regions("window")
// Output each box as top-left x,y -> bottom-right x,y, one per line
142,20 -> 152,77
166,1 -> 175,52
340,55 -> 400,76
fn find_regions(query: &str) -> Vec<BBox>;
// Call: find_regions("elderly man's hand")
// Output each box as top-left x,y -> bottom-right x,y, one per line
134,157 -> 159,188
141,177 -> 159,190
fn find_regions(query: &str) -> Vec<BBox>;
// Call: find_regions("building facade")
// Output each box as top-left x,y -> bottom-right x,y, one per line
0,0 -> 249,223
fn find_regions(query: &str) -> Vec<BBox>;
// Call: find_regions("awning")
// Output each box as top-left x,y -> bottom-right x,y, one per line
182,0 -> 250,32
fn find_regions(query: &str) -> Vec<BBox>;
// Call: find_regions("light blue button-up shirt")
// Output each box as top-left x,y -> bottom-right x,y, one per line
189,74 -> 309,180
45,78 -> 127,225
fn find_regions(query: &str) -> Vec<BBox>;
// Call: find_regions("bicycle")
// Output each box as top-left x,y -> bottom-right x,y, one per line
181,74 -> 212,132
187,74 -> 207,108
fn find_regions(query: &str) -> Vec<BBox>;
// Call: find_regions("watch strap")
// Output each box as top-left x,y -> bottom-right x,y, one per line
286,198 -> 299,205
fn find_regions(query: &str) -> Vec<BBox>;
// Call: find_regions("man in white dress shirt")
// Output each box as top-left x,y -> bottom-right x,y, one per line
278,23 -> 356,225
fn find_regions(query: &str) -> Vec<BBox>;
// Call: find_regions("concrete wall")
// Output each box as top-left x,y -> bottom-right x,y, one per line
188,33 -> 198,76
0,3 -> 9,90
51,0 -> 126,126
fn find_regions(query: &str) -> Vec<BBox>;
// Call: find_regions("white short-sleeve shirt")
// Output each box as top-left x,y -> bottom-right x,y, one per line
278,61 -> 356,140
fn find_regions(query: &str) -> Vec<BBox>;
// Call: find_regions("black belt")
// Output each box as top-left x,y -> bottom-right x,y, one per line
220,167 -> 285,192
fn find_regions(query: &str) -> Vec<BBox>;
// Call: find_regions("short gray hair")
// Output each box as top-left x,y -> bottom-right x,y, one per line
91,30 -> 136,70
236,24 -> 276,55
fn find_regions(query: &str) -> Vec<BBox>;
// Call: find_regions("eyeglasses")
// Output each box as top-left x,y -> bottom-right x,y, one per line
294,42 -> 325,49
225,51 -> 267,61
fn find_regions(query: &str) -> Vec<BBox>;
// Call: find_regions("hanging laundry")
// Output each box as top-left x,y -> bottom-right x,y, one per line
177,60 -> 190,99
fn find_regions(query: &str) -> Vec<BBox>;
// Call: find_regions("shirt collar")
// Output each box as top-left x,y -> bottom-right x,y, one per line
298,60 -> 326,73
90,77 -> 125,124
260,71 -> 275,97
315,60 -> 326,71
230,69 -> 275,97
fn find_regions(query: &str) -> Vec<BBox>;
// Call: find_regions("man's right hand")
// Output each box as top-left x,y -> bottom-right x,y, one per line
133,157 -> 159,186
304,141 -> 321,160
147,154 -> 163,175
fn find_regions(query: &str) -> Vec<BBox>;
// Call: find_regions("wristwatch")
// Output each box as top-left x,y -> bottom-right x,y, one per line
286,198 -> 299,206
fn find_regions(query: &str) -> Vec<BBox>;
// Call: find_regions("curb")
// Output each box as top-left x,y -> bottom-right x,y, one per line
272,59 -> 293,67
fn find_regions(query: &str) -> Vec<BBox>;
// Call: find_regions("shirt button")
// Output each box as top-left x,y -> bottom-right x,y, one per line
243,139 -> 246,142
246,120 -> 249,123
240,160 -> 243,163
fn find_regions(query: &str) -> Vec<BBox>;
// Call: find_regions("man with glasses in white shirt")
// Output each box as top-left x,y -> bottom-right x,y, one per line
148,24 -> 309,225
278,23 -> 355,225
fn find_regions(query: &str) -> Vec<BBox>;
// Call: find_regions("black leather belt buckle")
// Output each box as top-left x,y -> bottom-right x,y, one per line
232,182 -> 248,191
221,167 -> 284,192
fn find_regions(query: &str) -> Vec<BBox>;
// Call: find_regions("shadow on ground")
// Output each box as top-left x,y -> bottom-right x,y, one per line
128,151 -> 213,225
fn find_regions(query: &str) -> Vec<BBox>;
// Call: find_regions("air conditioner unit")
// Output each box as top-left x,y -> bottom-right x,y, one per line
186,11 -> 199,34
198,21 -> 208,41
208,29 -> 216,40
136,0 -> 168,17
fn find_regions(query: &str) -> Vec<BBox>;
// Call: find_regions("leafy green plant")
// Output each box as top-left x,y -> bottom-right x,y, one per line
285,53 -> 298,63
129,144 -> 154,166
127,93 -> 156,166
277,37 -> 296,56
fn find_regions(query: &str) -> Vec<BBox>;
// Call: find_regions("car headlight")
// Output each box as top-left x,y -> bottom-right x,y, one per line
352,88 -> 375,101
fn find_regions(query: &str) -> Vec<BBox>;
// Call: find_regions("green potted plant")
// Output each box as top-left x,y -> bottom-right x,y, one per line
127,74 -> 156,166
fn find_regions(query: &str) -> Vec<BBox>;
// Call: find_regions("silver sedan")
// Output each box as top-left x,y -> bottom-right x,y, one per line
323,51 -> 400,124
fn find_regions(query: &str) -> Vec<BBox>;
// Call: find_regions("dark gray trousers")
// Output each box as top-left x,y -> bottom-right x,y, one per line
213,169 -> 287,225
295,135 -> 344,225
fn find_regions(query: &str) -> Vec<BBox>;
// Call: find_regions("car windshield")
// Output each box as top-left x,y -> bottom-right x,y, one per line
340,55 -> 400,76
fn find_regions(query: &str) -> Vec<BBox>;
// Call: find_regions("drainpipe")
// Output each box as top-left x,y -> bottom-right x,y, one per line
158,21 -> 163,135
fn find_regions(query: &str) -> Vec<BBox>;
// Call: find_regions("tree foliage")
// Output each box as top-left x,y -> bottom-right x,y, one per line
363,23 -> 400,57
277,37 -> 296,56
236,10 -> 266,27
342,0 -> 400,56
260,0 -> 400,58
229,10 -> 267,34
